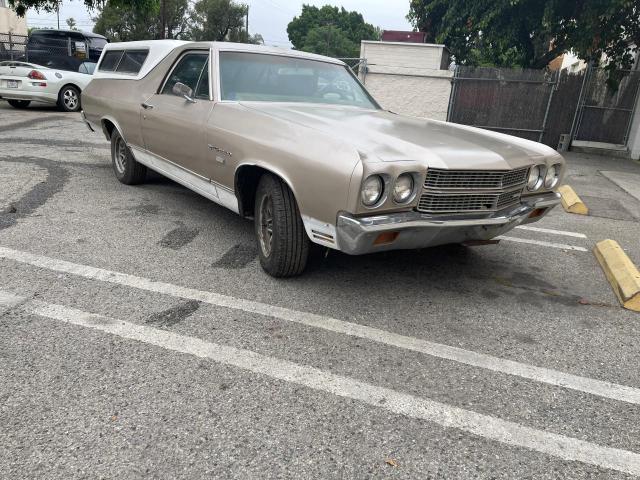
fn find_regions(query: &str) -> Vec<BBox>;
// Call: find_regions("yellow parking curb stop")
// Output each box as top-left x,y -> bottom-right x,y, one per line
593,239 -> 640,312
558,185 -> 588,215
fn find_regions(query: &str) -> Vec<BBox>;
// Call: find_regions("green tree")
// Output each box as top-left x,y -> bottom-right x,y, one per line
407,0 -> 640,70
287,4 -> 380,58
93,0 -> 189,41
189,0 -> 254,43
301,25 -> 357,58
8,0 -> 153,17
65,17 -> 78,30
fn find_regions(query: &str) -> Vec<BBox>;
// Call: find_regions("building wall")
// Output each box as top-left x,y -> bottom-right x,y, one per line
628,95 -> 640,160
361,40 -> 448,71
0,3 -> 28,35
363,69 -> 453,120
359,41 -> 453,121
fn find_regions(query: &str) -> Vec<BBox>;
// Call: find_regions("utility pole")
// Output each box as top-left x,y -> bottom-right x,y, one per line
161,0 -> 167,39
325,28 -> 330,56
56,0 -> 60,29
245,4 -> 249,43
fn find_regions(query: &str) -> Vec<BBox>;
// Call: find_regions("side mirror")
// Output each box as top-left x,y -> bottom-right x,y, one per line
172,82 -> 196,103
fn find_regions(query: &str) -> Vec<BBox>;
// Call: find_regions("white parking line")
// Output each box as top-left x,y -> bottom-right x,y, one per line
2,291 -> 640,477
515,226 -> 588,239
498,236 -> 588,252
0,246 -> 637,405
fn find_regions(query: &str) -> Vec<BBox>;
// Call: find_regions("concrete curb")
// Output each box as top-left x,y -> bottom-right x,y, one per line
593,240 -> 640,312
558,185 -> 589,215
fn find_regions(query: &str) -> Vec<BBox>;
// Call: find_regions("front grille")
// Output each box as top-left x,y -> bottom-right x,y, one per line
423,167 -> 529,190
417,167 -> 528,214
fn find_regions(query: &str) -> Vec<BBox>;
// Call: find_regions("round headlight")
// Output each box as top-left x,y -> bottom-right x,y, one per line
544,164 -> 560,189
361,175 -> 384,206
393,173 -> 414,203
527,165 -> 544,191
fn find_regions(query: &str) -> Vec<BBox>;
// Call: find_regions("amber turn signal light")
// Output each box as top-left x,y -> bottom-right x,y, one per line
373,231 -> 399,245
528,208 -> 547,218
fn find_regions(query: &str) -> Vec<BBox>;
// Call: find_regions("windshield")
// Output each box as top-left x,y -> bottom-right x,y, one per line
219,51 -> 379,109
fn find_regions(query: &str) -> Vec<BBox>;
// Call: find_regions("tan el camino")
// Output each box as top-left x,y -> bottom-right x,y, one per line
81,40 -> 565,277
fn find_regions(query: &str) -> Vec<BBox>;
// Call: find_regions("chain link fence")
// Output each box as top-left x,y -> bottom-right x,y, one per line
1,31 -> 101,72
0,32 -> 27,61
573,68 -> 640,145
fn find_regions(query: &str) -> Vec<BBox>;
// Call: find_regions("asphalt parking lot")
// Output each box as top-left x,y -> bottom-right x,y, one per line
2,101 -> 640,479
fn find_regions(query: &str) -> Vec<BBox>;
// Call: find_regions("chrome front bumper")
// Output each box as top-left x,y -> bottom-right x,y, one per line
335,192 -> 561,255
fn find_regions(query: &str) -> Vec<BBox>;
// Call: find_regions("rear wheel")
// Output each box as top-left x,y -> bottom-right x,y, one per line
58,85 -> 81,112
254,174 -> 309,277
7,100 -> 30,109
110,129 -> 146,185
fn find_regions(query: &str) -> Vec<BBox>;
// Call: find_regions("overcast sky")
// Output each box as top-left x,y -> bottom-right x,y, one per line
27,0 -> 413,47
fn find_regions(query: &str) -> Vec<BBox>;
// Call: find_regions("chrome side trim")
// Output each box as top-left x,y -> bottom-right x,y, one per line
80,110 -> 95,132
129,146 -> 240,214
216,184 -> 241,214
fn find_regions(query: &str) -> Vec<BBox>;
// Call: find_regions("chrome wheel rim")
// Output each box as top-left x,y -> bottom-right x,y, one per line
114,137 -> 127,174
258,194 -> 274,257
63,89 -> 78,110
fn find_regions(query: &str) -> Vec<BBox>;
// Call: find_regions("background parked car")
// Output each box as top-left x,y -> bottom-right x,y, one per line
25,29 -> 107,72
0,60 -> 95,112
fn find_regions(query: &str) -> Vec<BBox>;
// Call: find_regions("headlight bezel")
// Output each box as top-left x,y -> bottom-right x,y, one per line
544,163 -> 561,189
361,174 -> 385,207
392,173 -> 416,204
527,164 -> 545,191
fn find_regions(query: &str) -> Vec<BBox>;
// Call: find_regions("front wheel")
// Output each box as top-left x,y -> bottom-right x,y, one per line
7,100 -> 30,109
254,174 -> 309,277
58,85 -> 81,112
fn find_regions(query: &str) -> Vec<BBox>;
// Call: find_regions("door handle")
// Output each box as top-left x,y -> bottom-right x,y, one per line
141,102 -> 154,110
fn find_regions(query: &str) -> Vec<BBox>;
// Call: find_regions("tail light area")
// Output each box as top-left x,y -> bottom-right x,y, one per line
28,70 -> 46,80
27,70 -> 47,87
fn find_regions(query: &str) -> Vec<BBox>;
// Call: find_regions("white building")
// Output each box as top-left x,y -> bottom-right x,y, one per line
0,0 -> 27,35
359,40 -> 453,121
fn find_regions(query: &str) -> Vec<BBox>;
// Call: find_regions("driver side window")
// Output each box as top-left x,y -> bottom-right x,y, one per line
161,52 -> 209,98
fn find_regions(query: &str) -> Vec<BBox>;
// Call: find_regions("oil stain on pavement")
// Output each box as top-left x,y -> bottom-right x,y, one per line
159,224 -> 200,250
212,243 -> 257,269
0,157 -> 69,231
146,300 -> 201,328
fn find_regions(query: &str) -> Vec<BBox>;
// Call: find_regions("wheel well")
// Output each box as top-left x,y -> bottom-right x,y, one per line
102,119 -> 116,141
235,165 -> 273,218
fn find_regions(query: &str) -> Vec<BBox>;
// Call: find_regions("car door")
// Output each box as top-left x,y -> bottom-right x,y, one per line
140,50 -> 214,178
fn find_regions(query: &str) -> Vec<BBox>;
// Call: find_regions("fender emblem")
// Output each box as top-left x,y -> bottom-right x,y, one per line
208,144 -> 232,156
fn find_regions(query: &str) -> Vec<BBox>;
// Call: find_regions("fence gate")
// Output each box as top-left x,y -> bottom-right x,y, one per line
447,66 -> 559,144
572,67 -> 640,146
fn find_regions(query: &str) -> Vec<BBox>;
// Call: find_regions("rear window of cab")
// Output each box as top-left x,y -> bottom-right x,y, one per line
98,49 -> 149,75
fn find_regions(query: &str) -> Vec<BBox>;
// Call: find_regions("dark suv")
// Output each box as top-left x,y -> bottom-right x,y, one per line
26,30 -> 108,71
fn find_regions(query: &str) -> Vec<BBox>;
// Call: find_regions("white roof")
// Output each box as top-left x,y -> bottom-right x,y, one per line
93,40 -> 345,80
208,42 -> 345,65
93,40 -> 188,80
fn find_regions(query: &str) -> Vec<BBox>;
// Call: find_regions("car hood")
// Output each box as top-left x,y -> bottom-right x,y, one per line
241,103 -> 558,170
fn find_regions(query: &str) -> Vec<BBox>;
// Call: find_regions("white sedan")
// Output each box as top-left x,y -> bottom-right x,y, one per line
0,61 -> 95,112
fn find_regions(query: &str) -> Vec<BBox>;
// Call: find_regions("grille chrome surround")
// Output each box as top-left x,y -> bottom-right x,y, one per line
417,167 -> 529,214
423,167 -> 529,190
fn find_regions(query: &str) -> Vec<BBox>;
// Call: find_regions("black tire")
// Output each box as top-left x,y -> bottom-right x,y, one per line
7,100 -> 30,109
110,129 -> 147,185
57,85 -> 81,112
254,174 -> 309,277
